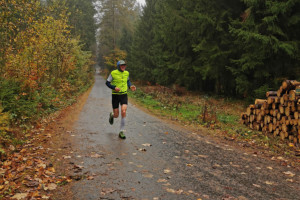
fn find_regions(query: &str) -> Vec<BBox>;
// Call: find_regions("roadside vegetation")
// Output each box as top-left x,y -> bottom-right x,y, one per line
0,1 -> 96,197
0,0 -> 96,156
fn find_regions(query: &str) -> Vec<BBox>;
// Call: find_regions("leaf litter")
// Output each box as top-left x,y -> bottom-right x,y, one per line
0,127 -> 79,199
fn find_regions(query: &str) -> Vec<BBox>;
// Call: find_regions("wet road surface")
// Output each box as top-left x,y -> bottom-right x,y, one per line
66,74 -> 299,200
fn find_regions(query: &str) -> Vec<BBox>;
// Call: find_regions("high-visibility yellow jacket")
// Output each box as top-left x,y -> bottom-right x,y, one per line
110,69 -> 129,95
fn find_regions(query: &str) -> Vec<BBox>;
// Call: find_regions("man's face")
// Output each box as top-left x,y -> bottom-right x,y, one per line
120,64 -> 126,71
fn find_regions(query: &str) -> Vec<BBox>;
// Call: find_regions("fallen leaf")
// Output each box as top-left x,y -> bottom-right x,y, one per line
101,188 -> 115,195
0,168 -> 5,175
230,162 -> 240,168
91,153 -> 102,158
47,183 -> 57,190
47,167 -> 55,173
63,155 -> 71,159
12,193 -> 28,200
138,148 -> 147,152
213,164 -> 221,168
37,163 -> 46,169
87,176 -> 94,180
186,164 -> 193,167
143,174 -> 153,178
3,161 -> 11,167
31,190 -> 40,198
265,181 -> 274,185
271,157 -> 276,160
142,143 -> 152,147
74,165 -> 84,169
283,171 -> 295,177
9,145 -> 15,151
25,180 -> 39,187
20,149 -> 26,153
288,143 -> 294,147
157,179 -> 168,183
267,167 -> 273,170
166,188 -> 176,193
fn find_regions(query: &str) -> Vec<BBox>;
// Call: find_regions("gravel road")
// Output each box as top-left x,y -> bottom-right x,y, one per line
61,73 -> 299,200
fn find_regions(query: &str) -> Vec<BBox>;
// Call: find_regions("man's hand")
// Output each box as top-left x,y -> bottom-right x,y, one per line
115,87 -> 121,92
130,85 -> 136,91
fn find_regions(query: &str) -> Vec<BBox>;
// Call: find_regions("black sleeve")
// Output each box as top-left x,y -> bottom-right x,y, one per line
106,81 -> 116,90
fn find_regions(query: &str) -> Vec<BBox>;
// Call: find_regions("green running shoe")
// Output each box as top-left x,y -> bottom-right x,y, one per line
119,131 -> 126,139
109,112 -> 114,125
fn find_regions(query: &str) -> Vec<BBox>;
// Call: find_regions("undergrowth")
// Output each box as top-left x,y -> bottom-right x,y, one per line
0,73 -> 94,159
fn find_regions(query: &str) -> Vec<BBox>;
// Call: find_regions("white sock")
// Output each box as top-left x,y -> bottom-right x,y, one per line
120,117 -> 125,131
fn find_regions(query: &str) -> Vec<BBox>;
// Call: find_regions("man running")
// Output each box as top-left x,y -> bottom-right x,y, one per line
105,60 -> 136,139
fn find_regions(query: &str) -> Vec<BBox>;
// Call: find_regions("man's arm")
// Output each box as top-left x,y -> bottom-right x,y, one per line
106,74 -> 116,90
127,79 -> 132,88
106,81 -> 116,90
127,76 -> 136,91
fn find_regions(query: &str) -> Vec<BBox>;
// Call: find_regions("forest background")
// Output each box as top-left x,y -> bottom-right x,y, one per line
1,0 -> 300,153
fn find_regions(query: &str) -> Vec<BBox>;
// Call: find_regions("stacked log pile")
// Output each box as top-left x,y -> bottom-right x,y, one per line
241,80 -> 300,143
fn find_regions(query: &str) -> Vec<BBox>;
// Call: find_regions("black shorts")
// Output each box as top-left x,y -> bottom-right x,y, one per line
112,94 -> 128,109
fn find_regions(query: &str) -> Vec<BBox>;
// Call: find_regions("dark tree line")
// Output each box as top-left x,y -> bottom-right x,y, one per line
126,0 -> 300,98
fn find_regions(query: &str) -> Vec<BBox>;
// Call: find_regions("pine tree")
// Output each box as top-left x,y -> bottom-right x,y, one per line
229,0 -> 300,98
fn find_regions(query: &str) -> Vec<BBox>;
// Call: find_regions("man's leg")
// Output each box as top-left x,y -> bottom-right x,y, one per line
113,108 -> 119,118
120,104 -> 127,130
118,104 -> 127,139
109,95 -> 119,125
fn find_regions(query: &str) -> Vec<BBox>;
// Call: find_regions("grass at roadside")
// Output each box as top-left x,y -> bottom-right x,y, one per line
129,86 -> 300,163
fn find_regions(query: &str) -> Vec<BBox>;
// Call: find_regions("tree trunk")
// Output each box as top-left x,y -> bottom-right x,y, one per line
282,80 -> 300,90
266,91 -> 277,97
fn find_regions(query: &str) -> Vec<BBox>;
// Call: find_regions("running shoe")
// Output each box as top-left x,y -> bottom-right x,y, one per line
119,131 -> 126,139
109,112 -> 114,125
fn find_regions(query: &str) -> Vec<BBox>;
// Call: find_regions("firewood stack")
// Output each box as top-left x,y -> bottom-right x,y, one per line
241,80 -> 300,143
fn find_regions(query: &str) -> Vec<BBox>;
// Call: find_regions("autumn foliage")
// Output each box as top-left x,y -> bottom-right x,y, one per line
103,48 -> 127,71
0,1 -> 94,152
